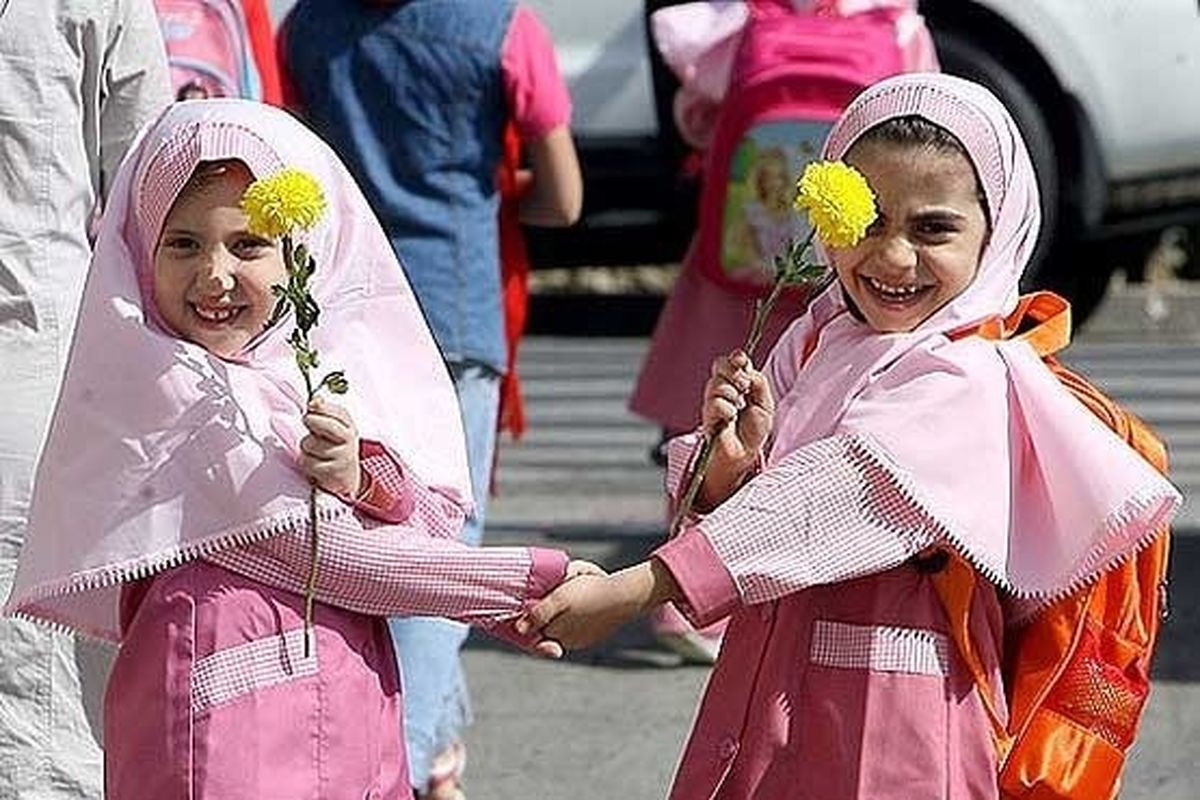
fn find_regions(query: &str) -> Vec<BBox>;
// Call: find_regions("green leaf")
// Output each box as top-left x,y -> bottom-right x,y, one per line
320,371 -> 349,395
274,230 -> 343,416
267,296 -> 288,327
295,298 -> 318,332
296,347 -> 317,371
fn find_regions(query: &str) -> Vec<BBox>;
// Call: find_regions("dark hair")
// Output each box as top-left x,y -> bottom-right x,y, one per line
850,115 -> 991,226
854,115 -> 968,155
178,158 -> 251,198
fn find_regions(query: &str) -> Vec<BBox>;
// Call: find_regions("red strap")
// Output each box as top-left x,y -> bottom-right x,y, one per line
497,122 -> 529,441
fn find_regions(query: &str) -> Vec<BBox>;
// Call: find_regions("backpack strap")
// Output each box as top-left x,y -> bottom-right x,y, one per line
928,551 -> 1014,760
1011,291 -> 1072,357
931,291 -> 1072,761
948,290 -> 1073,357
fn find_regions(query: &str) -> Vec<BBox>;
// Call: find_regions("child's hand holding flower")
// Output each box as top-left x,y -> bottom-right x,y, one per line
671,160 -> 877,532
301,397 -> 362,499
241,166 -> 341,653
699,350 -> 774,508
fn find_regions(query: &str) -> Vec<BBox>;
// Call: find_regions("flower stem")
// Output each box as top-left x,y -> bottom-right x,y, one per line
667,229 -> 819,537
669,434 -> 717,536
282,233 -> 321,656
745,274 -> 787,361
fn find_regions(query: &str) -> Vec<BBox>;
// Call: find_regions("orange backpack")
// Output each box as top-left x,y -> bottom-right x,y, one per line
933,291 -> 1171,800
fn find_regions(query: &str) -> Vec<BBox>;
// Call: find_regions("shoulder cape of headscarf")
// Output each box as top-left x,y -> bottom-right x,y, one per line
5,99 -> 472,639
766,73 -> 1178,609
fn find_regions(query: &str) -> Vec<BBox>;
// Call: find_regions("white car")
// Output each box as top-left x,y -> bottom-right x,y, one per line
527,0 -> 1200,323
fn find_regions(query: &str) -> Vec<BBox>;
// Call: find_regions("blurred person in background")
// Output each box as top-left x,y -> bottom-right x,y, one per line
0,1 -> 171,796
280,1 -> 581,797
151,0 -> 283,104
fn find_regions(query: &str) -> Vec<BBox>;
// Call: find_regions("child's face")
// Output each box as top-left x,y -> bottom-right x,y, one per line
832,140 -> 989,333
153,163 -> 286,359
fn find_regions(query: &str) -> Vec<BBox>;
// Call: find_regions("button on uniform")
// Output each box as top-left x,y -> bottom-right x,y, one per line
717,735 -> 739,760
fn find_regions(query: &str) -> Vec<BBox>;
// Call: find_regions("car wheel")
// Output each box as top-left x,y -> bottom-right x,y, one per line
932,26 -> 1111,327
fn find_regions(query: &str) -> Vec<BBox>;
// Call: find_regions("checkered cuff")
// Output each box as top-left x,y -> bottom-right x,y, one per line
489,547 -> 571,652
664,430 -> 764,520
664,431 -> 705,506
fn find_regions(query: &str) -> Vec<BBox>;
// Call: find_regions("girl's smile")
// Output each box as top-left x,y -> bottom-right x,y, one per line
833,139 -> 989,333
152,161 -> 286,359
862,275 -> 936,305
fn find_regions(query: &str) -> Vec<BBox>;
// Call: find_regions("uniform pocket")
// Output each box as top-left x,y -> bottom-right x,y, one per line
793,620 -> 953,799
190,627 -> 318,715
809,619 -> 951,676
189,626 -> 322,795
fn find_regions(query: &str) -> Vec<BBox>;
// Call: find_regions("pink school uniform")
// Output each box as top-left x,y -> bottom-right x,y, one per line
4,100 -> 567,799
651,75 -> 1180,799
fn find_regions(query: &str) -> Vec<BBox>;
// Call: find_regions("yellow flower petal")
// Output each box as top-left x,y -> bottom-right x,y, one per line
793,160 -> 877,249
241,168 -> 328,239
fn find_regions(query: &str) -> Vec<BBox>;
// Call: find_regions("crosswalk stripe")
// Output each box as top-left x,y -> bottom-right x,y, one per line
491,336 -> 1200,532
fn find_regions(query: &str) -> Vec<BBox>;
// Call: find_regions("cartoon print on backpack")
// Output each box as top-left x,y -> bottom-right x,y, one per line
154,0 -> 263,101
720,122 -> 826,287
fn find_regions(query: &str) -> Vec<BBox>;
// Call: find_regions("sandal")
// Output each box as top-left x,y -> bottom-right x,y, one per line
649,603 -> 725,665
421,740 -> 467,800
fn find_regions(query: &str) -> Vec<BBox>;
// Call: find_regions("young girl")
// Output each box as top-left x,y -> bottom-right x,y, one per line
630,0 -> 940,664
521,73 -> 1180,798
4,100 -> 587,799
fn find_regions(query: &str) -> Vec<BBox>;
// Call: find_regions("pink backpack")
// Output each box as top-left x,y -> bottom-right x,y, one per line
154,0 -> 263,101
684,0 -> 933,295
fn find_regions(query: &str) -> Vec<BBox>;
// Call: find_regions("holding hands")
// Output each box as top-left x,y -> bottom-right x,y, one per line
518,348 -> 773,655
520,560 -> 681,652
301,397 -> 362,497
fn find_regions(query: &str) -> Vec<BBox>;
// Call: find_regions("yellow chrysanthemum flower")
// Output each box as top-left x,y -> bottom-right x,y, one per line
241,168 -> 327,239
793,160 -> 877,249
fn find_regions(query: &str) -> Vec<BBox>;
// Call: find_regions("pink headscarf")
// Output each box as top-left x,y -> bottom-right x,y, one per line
5,100 -> 471,639
767,74 -> 1178,607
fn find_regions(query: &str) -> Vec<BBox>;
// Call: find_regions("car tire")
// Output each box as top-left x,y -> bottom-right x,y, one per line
932,26 -> 1111,327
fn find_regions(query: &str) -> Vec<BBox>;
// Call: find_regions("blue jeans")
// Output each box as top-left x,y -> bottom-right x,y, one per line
388,361 -> 499,791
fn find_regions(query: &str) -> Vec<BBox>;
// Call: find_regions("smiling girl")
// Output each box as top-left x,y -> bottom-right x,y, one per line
521,74 -> 1180,799
4,100 -> 589,799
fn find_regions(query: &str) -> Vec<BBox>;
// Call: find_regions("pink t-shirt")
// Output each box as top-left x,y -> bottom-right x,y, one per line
501,5 -> 572,139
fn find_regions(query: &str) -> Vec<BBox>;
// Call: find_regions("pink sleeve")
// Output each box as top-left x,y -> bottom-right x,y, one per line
664,431 -> 705,508
685,434 -> 939,606
204,462 -> 569,632
501,5 -> 572,139
351,439 -> 416,524
654,529 -> 740,628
